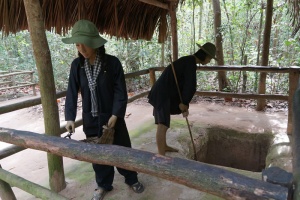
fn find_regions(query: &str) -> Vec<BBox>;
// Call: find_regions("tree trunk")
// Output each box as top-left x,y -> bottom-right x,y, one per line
198,1 -> 203,39
212,0 -> 229,92
257,0 -> 273,111
23,0 -> 66,192
222,0 -> 235,64
0,128 -> 289,200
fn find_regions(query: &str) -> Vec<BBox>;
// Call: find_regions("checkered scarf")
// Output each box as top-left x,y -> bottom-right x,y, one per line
84,50 -> 102,117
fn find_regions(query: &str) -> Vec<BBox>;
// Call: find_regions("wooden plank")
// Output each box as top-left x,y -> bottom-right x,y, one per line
0,128 -> 289,200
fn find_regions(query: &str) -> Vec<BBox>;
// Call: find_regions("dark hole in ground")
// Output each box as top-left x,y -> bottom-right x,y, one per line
196,127 -> 273,172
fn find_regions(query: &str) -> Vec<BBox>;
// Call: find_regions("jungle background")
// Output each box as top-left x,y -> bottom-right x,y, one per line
0,0 -> 299,99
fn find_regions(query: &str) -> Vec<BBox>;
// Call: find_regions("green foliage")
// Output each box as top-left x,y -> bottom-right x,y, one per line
0,0 -> 299,94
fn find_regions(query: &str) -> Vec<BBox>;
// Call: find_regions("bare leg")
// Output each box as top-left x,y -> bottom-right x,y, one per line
156,124 -> 179,155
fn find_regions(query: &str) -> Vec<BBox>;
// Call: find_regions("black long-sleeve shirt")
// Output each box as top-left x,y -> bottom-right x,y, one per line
148,55 -> 197,114
65,54 -> 128,137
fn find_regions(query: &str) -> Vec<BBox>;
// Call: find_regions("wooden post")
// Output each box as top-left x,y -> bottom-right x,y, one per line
288,67 -> 300,135
293,80 -> 300,200
0,165 -> 16,200
0,129 -> 289,200
30,72 -> 36,96
149,68 -> 156,86
23,0 -> 66,192
169,2 -> 178,61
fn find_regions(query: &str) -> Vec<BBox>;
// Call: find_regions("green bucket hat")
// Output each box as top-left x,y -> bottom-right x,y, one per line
62,19 -> 107,49
196,42 -> 218,61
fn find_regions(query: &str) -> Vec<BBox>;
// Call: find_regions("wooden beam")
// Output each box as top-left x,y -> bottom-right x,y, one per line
138,0 -> 168,10
0,128 -> 289,200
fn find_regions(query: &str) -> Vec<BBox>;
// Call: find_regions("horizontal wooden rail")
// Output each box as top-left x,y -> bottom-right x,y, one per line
195,91 -> 289,100
0,71 -> 34,78
128,90 -> 149,103
0,81 -> 12,86
197,65 -> 299,73
125,69 -> 149,79
0,83 -> 36,91
0,165 -> 68,199
0,128 -> 289,200
0,91 -> 66,114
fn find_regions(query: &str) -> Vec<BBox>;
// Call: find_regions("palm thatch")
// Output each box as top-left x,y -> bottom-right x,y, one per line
0,0 -> 180,42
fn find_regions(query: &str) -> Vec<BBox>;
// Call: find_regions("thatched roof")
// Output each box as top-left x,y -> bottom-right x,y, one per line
0,0 -> 179,42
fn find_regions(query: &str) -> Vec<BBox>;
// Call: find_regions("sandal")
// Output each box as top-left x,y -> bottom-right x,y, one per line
91,187 -> 107,200
130,181 -> 144,193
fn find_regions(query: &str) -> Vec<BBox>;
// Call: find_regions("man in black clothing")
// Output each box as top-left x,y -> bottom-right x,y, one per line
148,42 -> 217,156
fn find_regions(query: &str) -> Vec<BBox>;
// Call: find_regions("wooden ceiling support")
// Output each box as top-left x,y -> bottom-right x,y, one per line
169,1 -> 178,60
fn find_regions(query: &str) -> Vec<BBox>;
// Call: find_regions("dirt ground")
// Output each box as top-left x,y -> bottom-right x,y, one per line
0,96 -> 289,200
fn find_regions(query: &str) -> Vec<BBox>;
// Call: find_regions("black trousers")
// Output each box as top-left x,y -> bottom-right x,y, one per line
91,118 -> 139,190
93,163 -> 138,191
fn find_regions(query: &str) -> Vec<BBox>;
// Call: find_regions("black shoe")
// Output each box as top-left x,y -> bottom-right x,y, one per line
92,187 -> 107,200
130,181 -> 144,193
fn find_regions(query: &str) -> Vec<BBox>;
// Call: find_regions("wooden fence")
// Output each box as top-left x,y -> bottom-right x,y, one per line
0,70 -> 36,96
0,65 -> 299,199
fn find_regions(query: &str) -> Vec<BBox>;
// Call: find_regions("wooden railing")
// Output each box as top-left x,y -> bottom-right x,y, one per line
0,65 -> 299,199
0,70 -> 36,96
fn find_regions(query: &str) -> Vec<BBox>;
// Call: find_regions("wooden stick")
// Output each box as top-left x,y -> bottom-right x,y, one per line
169,55 -> 198,161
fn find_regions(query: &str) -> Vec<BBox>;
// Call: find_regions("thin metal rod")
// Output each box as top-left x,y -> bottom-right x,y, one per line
169,55 -> 198,161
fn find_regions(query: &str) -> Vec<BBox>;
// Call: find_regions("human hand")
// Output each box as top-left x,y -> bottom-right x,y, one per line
179,103 -> 189,118
66,121 -> 75,133
108,115 -> 117,128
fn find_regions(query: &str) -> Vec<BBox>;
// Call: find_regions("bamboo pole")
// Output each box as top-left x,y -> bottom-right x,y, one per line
0,166 -> 68,200
0,165 -> 16,200
0,128 -> 289,200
